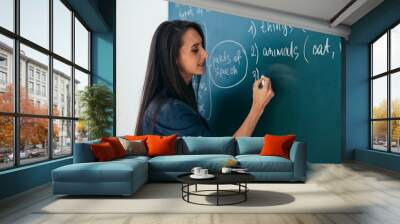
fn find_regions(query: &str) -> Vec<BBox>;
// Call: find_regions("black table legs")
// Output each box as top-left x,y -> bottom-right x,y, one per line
181,183 -> 249,206
217,184 -> 219,205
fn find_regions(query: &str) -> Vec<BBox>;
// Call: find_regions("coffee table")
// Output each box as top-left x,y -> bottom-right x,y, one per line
177,172 -> 255,206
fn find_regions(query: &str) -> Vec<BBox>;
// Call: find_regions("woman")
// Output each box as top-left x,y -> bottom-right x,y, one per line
135,20 -> 274,137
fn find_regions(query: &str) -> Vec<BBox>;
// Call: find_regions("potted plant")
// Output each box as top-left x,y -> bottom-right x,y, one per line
79,84 -> 113,140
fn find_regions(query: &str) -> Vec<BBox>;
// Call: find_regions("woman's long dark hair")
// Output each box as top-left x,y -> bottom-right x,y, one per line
135,20 -> 205,135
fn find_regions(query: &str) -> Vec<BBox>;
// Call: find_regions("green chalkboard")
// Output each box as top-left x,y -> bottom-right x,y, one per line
169,3 -> 343,163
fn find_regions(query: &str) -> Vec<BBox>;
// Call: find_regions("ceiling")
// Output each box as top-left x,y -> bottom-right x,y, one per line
227,0 -> 353,23
170,0 -> 384,38
65,0 -> 114,32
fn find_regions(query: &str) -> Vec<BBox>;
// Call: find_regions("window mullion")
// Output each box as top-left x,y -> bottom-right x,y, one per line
49,0 -> 54,160
71,10 -> 76,155
370,45 -> 373,149
14,0 -> 20,167
388,30 -> 391,152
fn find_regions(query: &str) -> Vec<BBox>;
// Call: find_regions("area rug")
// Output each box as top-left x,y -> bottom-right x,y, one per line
37,183 -> 362,214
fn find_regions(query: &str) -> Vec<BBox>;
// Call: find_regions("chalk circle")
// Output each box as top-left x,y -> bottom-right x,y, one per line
208,40 -> 248,89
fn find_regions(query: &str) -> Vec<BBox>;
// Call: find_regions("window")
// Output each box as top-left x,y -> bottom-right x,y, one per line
53,120 -> 72,158
35,83 -> 40,95
53,59 -> 71,116
28,81 -> 34,94
42,85 -> 46,97
28,67 -> 34,80
54,88 -> 58,105
0,70 -> 7,93
75,18 -> 89,69
0,34 -> 13,113
0,54 -> 7,87
53,0 -> 72,60
0,55 -> 7,67
0,116 -> 13,170
370,23 -> 400,154
20,0 -> 49,49
0,0 -> 13,32
74,69 -> 89,119
20,117 -> 48,165
0,71 -> 6,84
0,0 -> 91,170
35,70 -> 41,81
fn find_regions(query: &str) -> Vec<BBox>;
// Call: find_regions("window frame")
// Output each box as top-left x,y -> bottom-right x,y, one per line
0,0 -> 92,171
369,20 -> 400,154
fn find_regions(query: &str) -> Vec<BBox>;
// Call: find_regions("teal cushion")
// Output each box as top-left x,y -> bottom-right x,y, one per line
236,155 -> 293,172
148,154 -> 235,172
73,139 -> 101,163
236,137 -> 263,155
181,137 -> 235,155
116,155 -> 150,163
52,159 -> 147,183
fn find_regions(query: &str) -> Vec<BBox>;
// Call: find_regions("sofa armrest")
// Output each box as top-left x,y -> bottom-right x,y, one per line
289,141 -> 307,181
73,141 -> 99,163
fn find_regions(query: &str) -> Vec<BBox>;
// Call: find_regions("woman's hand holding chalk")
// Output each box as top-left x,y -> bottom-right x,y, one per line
252,75 -> 274,112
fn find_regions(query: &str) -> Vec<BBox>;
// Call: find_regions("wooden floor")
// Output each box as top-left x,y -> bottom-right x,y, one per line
1,162 -> 400,224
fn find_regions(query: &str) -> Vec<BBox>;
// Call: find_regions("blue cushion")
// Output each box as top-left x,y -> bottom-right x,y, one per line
236,137 -> 263,155
236,155 -> 293,172
148,154 -> 235,172
181,137 -> 235,155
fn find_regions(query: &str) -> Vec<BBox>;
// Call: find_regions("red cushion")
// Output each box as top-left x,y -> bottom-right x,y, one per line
91,142 -> 118,161
101,137 -> 127,158
259,134 -> 296,159
146,134 -> 177,157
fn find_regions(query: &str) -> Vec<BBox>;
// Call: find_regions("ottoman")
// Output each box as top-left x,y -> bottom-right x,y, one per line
52,157 -> 148,196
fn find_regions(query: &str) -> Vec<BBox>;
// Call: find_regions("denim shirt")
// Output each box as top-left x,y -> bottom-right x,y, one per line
142,98 -> 213,137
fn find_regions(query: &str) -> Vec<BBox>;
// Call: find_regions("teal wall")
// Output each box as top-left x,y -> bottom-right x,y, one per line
0,0 -> 115,200
355,149 -> 400,172
0,158 -> 72,199
91,0 -> 116,136
346,0 -> 400,171
91,32 -> 114,135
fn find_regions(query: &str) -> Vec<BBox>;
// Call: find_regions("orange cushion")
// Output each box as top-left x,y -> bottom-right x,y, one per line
91,142 -> 118,161
146,134 -> 177,157
259,134 -> 296,159
101,137 -> 127,158
124,135 -> 148,141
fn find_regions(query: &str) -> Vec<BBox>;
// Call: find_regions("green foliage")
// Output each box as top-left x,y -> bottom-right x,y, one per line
79,84 -> 113,140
